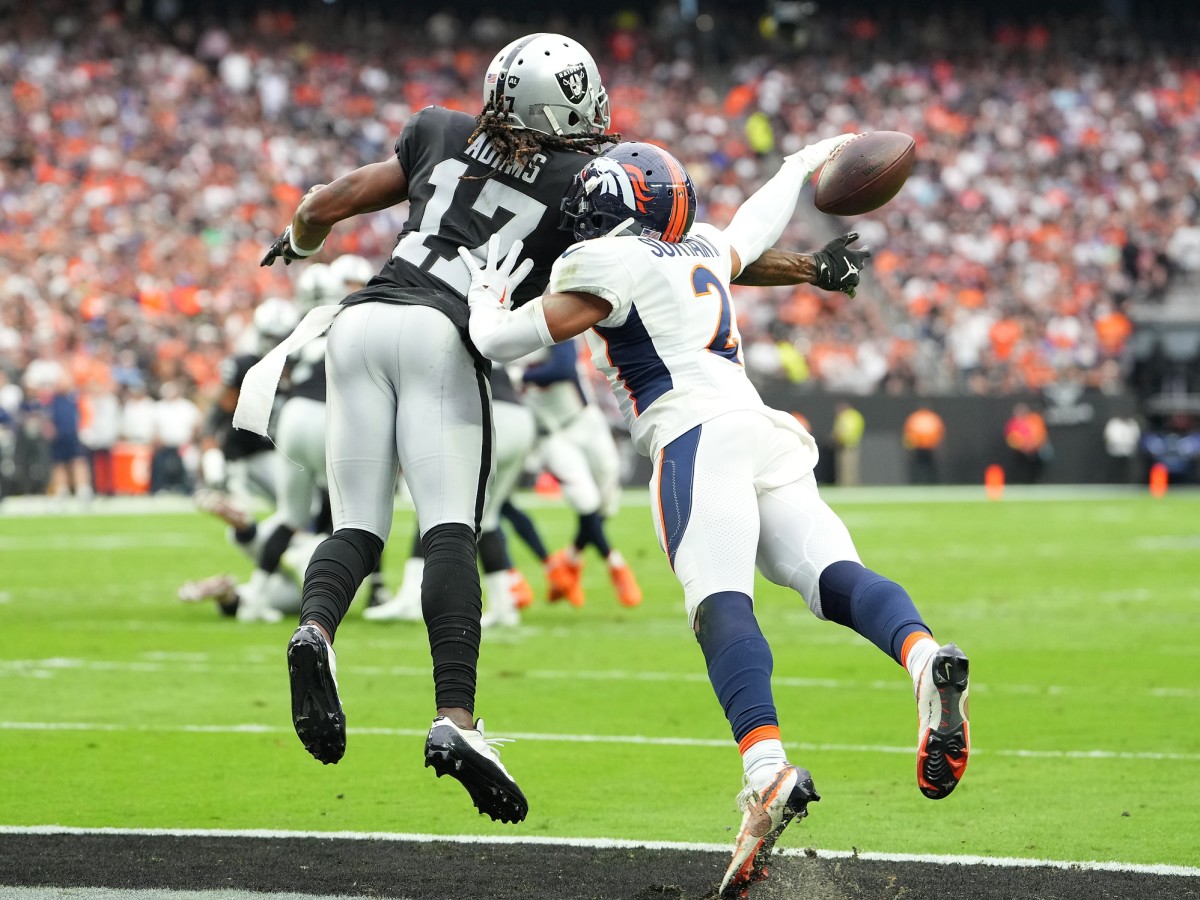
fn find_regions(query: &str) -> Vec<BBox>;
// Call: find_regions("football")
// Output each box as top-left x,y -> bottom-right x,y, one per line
814,131 -> 916,216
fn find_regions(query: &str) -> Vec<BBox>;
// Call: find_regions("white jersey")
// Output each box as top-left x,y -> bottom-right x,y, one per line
548,223 -> 815,462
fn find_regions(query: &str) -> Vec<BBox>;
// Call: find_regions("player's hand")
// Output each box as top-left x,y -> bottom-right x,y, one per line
813,232 -> 872,298
458,236 -> 534,310
787,133 -> 858,176
261,226 -> 304,267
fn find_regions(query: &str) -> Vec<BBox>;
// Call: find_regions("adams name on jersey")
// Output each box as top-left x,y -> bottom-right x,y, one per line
343,106 -> 594,334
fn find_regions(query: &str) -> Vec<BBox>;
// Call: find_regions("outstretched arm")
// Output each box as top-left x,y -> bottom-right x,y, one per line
733,248 -> 818,286
732,233 -> 872,298
721,133 -> 855,278
262,157 -> 409,265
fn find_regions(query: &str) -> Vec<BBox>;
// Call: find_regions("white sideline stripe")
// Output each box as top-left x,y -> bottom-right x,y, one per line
3,720 -> 1199,762
0,825 -> 1196,878
6,658 -> 1198,701
0,484 -> 1188,518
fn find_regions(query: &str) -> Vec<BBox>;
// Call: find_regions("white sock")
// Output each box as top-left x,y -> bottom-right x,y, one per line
483,570 -> 515,614
904,637 -> 941,690
606,549 -> 626,569
743,738 -> 788,793
397,557 -> 425,603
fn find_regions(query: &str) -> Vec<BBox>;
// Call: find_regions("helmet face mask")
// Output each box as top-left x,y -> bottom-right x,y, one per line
483,33 -> 610,137
560,142 -> 697,244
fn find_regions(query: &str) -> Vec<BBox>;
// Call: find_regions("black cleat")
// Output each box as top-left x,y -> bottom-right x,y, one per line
287,624 -> 345,765
424,716 -> 528,823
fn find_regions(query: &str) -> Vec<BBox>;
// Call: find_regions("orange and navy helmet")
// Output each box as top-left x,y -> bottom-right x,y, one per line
559,141 -> 696,243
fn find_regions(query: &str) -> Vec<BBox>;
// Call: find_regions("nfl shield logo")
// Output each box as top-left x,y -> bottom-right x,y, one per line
555,63 -> 588,103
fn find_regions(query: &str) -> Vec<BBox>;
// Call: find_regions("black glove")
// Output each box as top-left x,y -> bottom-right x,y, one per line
812,232 -> 872,298
260,225 -> 309,267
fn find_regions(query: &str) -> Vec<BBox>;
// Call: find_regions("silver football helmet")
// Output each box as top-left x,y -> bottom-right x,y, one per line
294,263 -> 343,312
483,33 -> 610,137
329,254 -> 374,292
253,296 -> 300,353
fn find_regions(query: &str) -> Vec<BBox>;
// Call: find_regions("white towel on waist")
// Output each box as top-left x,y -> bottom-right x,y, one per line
233,303 -> 342,436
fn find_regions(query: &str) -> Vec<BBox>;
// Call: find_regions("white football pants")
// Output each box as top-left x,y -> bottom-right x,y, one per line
539,404 -> 621,518
481,400 -> 536,533
649,408 -> 861,626
324,303 -> 491,542
275,395 -> 327,530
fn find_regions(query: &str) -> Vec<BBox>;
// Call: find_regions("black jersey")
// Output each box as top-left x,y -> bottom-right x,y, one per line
215,354 -> 275,460
342,106 -> 595,336
284,339 -> 327,403
489,364 -> 520,406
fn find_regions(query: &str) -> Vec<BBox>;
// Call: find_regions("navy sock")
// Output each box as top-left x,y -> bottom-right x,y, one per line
421,523 -> 482,713
573,511 -> 613,558
300,528 -> 383,641
410,527 -> 424,560
502,500 -> 548,561
818,560 -> 930,664
695,591 -> 777,743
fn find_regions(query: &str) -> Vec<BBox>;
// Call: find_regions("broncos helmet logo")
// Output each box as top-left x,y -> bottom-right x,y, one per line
581,159 -> 656,215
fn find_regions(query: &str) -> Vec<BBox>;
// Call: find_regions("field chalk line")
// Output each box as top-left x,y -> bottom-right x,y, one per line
2,720 -> 1198,763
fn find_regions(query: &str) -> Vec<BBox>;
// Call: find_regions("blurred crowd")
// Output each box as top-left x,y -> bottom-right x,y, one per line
2,1 -> 1198,495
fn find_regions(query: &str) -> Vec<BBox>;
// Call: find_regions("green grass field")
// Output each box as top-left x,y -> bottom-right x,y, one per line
3,489 -> 1198,867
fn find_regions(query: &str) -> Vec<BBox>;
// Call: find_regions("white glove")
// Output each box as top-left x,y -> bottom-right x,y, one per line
786,133 -> 859,177
457,236 -> 535,311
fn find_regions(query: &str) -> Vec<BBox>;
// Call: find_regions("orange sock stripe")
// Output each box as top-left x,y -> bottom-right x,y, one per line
738,724 -> 781,755
901,631 -> 934,668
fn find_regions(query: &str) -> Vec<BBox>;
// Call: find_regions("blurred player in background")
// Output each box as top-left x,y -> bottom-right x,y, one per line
462,139 -> 970,897
516,340 -> 641,608
241,33 -> 619,823
186,297 -> 299,622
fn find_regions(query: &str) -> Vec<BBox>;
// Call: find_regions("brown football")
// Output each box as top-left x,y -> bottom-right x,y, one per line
814,131 -> 916,216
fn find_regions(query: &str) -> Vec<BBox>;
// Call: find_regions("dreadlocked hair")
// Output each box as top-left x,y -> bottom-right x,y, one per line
463,101 -> 621,180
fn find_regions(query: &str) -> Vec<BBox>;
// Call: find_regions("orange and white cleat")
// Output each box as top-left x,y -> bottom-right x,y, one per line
609,560 -> 642,608
545,549 -> 585,608
915,642 -> 970,799
718,763 -> 819,899
510,569 -> 535,611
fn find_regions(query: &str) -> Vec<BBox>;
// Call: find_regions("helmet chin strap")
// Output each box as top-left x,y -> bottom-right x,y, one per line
604,217 -> 638,238
542,106 -> 565,136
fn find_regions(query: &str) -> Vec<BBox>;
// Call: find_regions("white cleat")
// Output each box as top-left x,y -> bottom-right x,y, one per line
915,642 -> 970,799
718,763 -> 820,899
363,591 -> 423,622
234,586 -> 284,623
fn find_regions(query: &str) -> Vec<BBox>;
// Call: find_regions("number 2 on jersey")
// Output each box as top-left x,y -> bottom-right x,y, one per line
692,266 -> 742,365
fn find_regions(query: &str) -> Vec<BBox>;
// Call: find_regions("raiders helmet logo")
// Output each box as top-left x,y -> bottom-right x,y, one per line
555,63 -> 589,104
